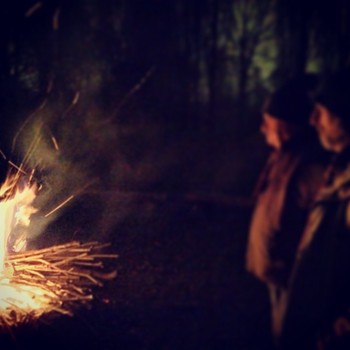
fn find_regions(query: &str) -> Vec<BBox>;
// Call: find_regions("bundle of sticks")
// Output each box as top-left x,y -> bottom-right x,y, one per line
0,241 -> 117,328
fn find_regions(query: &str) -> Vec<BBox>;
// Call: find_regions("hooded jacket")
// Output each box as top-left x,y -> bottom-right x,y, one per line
246,137 -> 327,288
279,148 -> 350,349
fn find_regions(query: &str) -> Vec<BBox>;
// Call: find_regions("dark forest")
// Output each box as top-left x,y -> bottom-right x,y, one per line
0,1 -> 350,350
1,0 -> 349,195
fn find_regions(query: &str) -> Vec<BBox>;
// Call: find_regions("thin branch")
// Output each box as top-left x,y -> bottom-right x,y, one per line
1,241 -> 117,328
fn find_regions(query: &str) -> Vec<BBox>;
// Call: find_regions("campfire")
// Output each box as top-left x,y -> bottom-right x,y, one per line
0,170 -> 117,328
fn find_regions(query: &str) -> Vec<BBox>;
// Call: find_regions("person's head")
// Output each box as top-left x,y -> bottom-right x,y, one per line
260,113 -> 296,150
310,71 -> 350,153
261,80 -> 315,150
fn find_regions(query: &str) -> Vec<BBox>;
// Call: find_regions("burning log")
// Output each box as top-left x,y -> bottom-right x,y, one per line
0,241 -> 117,328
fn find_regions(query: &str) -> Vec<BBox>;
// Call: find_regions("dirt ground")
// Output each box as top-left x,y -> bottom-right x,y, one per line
0,197 -> 274,350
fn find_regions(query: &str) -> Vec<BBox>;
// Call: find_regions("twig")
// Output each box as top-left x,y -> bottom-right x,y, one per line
0,241 -> 117,328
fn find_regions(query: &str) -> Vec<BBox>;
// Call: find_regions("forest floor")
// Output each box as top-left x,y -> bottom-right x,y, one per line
0,197 -> 275,350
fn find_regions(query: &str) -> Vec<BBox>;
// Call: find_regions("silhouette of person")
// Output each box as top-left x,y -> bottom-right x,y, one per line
278,70 -> 350,349
246,77 -> 328,342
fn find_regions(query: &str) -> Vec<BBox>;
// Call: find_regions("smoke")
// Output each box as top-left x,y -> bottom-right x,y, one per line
11,92 -> 128,246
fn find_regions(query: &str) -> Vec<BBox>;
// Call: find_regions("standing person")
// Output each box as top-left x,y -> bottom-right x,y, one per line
278,71 -> 350,350
246,80 -> 328,342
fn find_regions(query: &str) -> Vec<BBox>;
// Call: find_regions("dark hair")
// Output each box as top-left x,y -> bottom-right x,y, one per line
316,70 -> 350,130
263,75 -> 318,126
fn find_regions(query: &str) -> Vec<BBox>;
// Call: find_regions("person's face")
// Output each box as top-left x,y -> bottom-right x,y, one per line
310,104 -> 350,153
260,113 -> 294,150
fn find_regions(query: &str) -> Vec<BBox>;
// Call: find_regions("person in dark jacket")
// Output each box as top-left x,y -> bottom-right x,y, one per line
278,70 -> 350,350
246,79 -> 328,341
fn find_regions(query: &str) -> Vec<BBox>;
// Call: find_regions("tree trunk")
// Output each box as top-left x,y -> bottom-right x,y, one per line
207,0 -> 219,128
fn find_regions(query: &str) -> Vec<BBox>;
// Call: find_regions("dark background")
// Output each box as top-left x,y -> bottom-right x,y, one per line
1,0 -> 349,196
0,1 -> 349,349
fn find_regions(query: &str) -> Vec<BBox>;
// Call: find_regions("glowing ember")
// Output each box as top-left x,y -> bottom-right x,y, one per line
1,241 -> 117,327
0,173 -> 52,326
0,278 -> 55,315
0,173 -> 117,328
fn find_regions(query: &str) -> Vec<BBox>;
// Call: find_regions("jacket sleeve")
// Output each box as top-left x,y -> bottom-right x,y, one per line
295,162 -> 326,210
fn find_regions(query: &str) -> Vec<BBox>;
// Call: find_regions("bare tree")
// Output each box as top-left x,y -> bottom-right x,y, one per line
225,0 -> 273,109
274,0 -> 316,83
311,0 -> 350,74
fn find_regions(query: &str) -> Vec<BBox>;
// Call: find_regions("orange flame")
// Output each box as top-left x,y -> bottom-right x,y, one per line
0,278 -> 55,314
0,175 -> 37,272
0,175 -> 54,323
